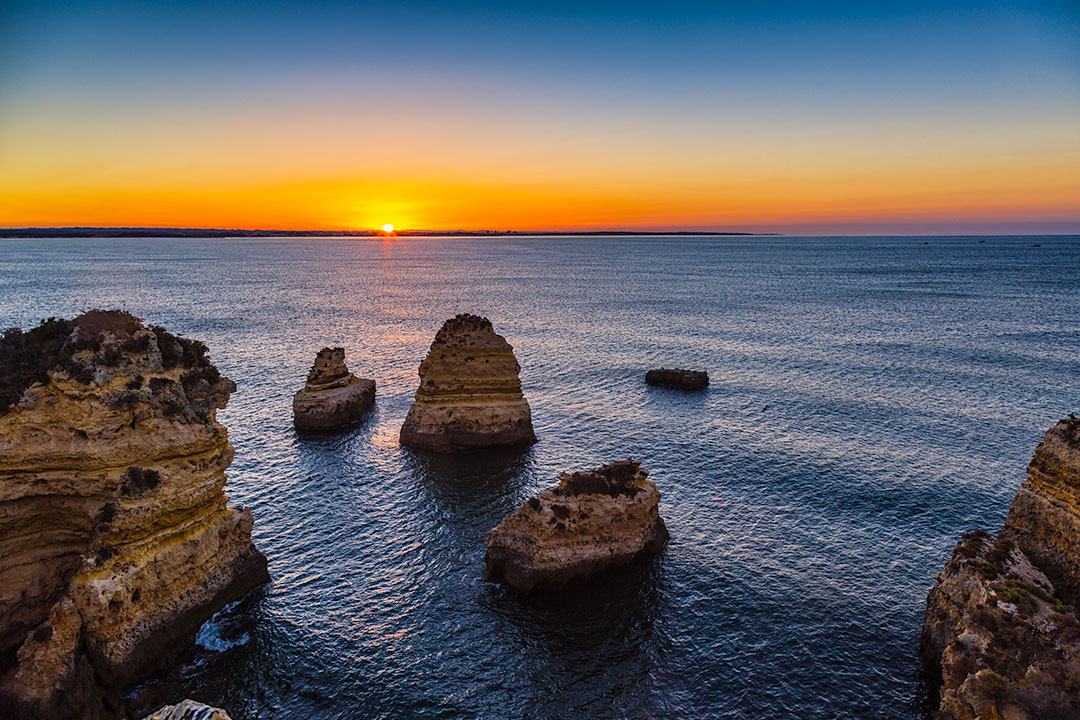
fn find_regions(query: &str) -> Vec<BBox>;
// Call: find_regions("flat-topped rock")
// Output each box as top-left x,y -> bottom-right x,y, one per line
645,368 -> 708,391
485,460 -> 668,593
921,418 -> 1080,719
0,311 -> 268,719
400,314 -> 536,452
292,347 -> 375,431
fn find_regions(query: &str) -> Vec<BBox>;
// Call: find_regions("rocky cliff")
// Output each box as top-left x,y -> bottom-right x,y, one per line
292,347 -> 375,431
921,418 -> 1080,719
1003,417 -> 1080,604
0,311 -> 268,720
485,460 -> 668,593
400,314 -> 536,452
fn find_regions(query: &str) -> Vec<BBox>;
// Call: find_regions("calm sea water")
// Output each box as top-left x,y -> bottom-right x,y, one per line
2,235 -> 1078,719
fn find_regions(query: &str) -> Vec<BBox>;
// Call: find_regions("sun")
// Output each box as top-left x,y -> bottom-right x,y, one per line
381,223 -> 395,233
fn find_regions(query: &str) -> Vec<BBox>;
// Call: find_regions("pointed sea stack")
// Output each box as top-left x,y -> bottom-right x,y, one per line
399,314 -> 536,452
292,347 -> 376,431
920,417 -> 1080,719
485,460 -> 668,593
0,311 -> 268,720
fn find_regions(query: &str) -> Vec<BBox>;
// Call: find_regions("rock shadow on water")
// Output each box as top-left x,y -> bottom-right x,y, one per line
481,551 -> 671,716
291,401 -> 377,441
405,445 -> 538,524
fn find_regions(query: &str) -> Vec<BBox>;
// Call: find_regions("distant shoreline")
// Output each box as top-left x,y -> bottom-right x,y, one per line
0,228 -> 766,238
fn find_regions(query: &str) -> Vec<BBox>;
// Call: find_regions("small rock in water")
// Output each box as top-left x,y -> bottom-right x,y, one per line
645,368 -> 708,391
292,347 -> 375,431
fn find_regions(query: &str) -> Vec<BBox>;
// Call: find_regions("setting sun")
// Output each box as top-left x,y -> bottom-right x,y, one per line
381,224 -> 395,233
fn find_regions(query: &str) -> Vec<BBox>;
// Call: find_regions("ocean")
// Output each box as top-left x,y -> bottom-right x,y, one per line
2,234 -> 1078,719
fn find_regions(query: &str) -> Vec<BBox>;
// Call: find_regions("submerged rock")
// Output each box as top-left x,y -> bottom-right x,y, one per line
400,314 -> 536,452
0,311 -> 268,720
292,347 -> 375,431
142,699 -> 233,720
921,418 -> 1080,719
485,460 -> 668,593
645,368 -> 708,391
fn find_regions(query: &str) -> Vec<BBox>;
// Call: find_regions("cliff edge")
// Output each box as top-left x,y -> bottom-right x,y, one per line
0,311 -> 268,719
921,418 -> 1080,719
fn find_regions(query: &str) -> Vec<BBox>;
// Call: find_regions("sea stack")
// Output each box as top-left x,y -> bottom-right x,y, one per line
292,347 -> 376,431
920,417 -> 1080,719
399,314 -> 536,452
645,368 -> 709,391
485,459 -> 668,593
0,311 -> 269,720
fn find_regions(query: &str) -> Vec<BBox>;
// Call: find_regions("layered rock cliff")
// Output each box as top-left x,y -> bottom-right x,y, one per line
400,314 -> 536,452
1003,417 -> 1080,604
485,460 -> 668,593
0,311 -> 268,720
292,347 -> 375,431
921,418 -> 1080,719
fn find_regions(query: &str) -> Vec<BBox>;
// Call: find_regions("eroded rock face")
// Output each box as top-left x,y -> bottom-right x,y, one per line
142,699 -> 233,720
292,347 -> 375,431
485,460 -> 668,593
0,311 -> 268,720
1003,417 -> 1080,604
400,314 -> 536,452
645,368 -> 708,391
921,418 -> 1080,719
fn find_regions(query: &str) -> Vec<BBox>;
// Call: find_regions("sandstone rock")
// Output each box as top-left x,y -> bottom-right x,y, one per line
645,368 -> 708,391
1003,416 -> 1080,604
400,314 -> 536,452
485,460 -> 668,593
143,699 -> 233,720
921,418 -> 1080,719
292,347 -> 375,431
0,311 -> 268,720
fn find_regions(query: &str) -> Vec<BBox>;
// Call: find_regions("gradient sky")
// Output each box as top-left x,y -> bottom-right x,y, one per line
1,0 -> 1078,233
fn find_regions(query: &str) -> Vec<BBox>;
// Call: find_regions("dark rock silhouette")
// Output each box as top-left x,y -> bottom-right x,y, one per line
645,368 -> 708,391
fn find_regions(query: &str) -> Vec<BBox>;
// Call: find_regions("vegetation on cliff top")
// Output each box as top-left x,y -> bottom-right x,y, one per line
0,310 -> 218,415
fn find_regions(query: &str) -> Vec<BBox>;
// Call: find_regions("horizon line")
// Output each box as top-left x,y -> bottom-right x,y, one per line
2,226 -> 1080,238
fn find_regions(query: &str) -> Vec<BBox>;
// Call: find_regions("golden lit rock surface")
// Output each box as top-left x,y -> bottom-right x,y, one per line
292,347 -> 375,431
1004,417 -> 1080,603
0,311 -> 268,720
400,314 -> 536,452
485,460 -> 668,593
921,418 -> 1080,719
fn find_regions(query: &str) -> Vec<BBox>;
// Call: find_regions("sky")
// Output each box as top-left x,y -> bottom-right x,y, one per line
1,0 -> 1078,233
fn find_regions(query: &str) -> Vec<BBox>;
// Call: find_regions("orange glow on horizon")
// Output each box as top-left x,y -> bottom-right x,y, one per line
1,112 -> 1078,232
